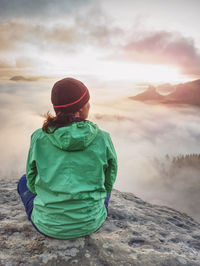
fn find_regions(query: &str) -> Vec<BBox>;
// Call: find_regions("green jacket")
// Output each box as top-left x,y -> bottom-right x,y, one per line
26,120 -> 117,239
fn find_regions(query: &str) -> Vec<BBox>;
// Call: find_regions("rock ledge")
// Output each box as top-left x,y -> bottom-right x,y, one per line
0,179 -> 200,266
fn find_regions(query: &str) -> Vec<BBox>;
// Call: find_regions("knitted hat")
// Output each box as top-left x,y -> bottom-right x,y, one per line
51,78 -> 90,113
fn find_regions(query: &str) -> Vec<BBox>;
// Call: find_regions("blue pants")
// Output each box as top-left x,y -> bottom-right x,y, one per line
17,174 -> 111,236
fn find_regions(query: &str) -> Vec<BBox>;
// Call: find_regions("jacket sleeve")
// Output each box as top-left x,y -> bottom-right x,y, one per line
26,135 -> 37,194
104,135 -> 118,195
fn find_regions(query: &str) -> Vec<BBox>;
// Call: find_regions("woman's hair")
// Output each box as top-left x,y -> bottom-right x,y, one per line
42,110 -> 75,134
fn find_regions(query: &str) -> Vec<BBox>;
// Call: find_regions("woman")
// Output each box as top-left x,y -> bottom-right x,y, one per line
17,77 -> 117,239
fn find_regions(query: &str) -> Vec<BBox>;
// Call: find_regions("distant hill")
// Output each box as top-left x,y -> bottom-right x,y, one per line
10,75 -> 38,82
132,85 -> 165,101
131,79 -> 200,106
167,79 -> 200,104
10,75 -> 48,82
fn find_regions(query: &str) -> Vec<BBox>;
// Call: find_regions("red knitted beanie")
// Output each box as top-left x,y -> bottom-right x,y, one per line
51,78 -> 90,113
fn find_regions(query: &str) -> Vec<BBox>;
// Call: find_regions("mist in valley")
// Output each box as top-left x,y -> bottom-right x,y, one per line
1,81 -> 200,222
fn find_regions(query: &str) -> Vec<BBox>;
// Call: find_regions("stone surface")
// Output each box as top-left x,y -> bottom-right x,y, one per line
0,179 -> 200,266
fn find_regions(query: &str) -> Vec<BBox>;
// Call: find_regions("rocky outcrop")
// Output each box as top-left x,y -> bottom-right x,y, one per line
0,179 -> 200,266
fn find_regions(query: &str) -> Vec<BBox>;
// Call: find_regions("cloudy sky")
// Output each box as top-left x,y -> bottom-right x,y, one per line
1,0 -> 200,84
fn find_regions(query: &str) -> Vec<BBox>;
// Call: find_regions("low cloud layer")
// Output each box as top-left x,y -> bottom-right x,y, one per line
90,88 -> 200,221
1,81 -> 200,221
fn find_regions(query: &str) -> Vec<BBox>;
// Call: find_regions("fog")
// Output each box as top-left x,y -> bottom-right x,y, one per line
1,81 -> 200,221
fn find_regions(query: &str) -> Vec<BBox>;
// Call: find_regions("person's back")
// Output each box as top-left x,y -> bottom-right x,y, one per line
18,77 -> 117,239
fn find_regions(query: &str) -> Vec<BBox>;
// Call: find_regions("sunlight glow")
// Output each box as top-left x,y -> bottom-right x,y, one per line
25,48 -> 192,85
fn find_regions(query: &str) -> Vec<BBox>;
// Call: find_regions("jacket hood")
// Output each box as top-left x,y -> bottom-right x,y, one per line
45,121 -> 98,151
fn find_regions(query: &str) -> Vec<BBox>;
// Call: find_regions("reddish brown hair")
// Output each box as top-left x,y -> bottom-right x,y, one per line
42,111 -> 75,134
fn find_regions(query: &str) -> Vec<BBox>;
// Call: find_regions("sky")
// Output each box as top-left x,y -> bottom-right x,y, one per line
0,0 -> 200,84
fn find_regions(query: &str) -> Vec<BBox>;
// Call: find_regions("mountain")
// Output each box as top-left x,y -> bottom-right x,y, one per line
131,79 -> 200,106
131,85 -> 165,101
167,79 -> 200,104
